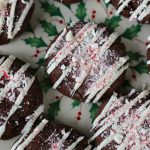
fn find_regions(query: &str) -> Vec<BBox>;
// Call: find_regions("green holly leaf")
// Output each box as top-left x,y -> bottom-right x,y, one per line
24,37 -> 47,48
104,16 -> 121,31
26,24 -> 34,34
72,100 -> 80,108
128,51 -> 143,62
40,20 -> 58,36
76,1 -> 87,21
36,58 -> 45,66
90,103 -> 99,123
48,101 -> 61,120
40,78 -> 52,93
131,61 -> 148,74
41,2 -> 63,18
67,18 -> 73,26
104,1 -> 109,7
121,25 -> 142,40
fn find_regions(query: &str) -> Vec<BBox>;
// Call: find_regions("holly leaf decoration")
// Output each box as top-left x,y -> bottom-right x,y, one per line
40,20 -> 58,36
36,58 -> 45,66
67,18 -> 73,26
40,78 -> 52,93
24,37 -> 47,48
103,0 -> 110,7
72,100 -> 80,108
41,2 -> 63,18
26,24 -> 34,34
76,1 -> 87,21
104,16 -> 121,31
128,51 -> 143,62
121,25 -> 142,40
48,101 -> 61,120
90,103 -> 99,123
131,61 -> 148,74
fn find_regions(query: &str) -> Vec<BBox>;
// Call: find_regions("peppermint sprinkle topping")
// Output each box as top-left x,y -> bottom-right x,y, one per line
89,90 -> 150,150
45,22 -> 128,103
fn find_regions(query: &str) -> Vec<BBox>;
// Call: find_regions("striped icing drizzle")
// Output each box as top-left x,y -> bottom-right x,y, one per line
89,90 -> 150,150
0,56 -> 43,138
0,0 -> 33,39
12,119 -> 92,150
45,22 -> 128,103
147,36 -> 150,66
105,0 -> 150,22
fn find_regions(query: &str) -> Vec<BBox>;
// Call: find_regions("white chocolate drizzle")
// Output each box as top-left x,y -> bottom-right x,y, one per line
21,104 -> 44,134
0,0 -> 8,33
45,28 -> 67,59
0,62 -> 35,137
89,90 -> 150,150
147,36 -> 150,67
12,0 -> 33,37
105,0 -> 150,22
0,55 -> 15,79
14,119 -> 48,150
45,22 -> 129,103
0,55 -> 42,139
66,136 -> 84,150
0,0 -> 33,39
85,57 -> 128,103
12,119 -> 92,150
46,23 -> 95,74
11,105 -> 44,150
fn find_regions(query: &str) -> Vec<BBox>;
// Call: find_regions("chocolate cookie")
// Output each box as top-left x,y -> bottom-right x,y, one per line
0,0 -> 35,45
147,36 -> 150,72
45,22 -> 129,103
57,0 -> 80,4
89,89 -> 150,149
105,0 -> 150,24
0,55 -> 43,140
11,119 -> 92,150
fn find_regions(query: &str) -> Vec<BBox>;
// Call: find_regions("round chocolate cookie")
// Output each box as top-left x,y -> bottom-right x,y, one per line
57,0 -> 80,4
89,89 -> 150,149
0,0 -> 35,45
147,36 -> 150,72
11,119 -> 92,150
0,55 -> 43,140
45,21 -> 129,103
105,0 -> 150,24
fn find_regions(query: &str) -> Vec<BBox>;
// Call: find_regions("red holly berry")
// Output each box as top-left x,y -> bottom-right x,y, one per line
146,42 -> 150,46
55,96 -> 60,99
109,11 -> 113,15
92,14 -> 96,19
59,20 -> 63,24
132,73 -> 136,80
36,50 -> 40,53
34,54 -> 38,57
93,10 -> 96,14
78,112 -> 82,116
77,116 -> 81,120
